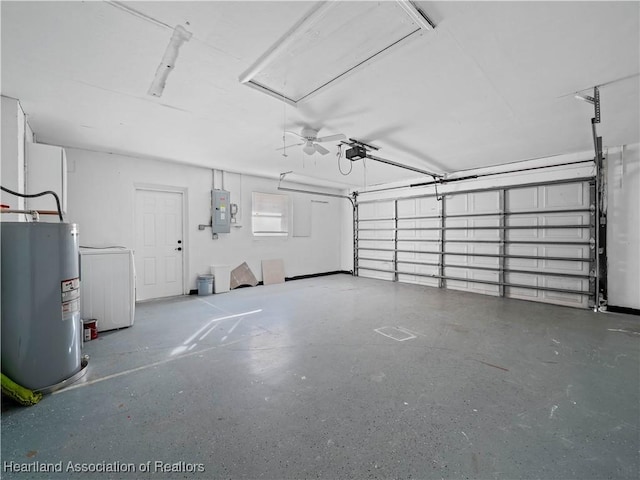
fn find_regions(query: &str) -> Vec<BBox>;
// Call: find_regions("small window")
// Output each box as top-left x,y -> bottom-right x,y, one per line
252,192 -> 289,237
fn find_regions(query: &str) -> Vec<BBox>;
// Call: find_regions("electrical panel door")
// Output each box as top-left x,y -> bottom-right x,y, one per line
212,189 -> 231,234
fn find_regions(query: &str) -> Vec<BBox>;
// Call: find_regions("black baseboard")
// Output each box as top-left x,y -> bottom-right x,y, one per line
607,305 -> 640,316
285,270 -> 352,281
189,270 -> 351,295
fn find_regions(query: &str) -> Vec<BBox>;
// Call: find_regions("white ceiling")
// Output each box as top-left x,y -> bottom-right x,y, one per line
2,1 -> 639,189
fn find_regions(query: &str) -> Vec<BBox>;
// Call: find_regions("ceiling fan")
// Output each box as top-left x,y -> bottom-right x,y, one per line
280,127 -> 346,155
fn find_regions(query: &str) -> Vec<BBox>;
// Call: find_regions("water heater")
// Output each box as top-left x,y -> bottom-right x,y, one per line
1,222 -> 82,390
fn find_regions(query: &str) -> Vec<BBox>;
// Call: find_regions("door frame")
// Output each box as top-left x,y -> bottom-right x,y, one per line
133,183 -> 189,297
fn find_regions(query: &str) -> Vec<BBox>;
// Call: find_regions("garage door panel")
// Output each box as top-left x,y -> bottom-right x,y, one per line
471,191 -> 500,213
467,256 -> 500,267
356,179 -> 594,309
541,277 -> 588,307
505,273 -> 540,299
445,243 -> 468,256
467,244 -> 500,267
543,227 -> 586,240
396,252 -> 438,265
398,218 -> 439,230
508,217 -> 539,239
397,235 -> 439,244
359,237 -> 393,246
416,197 -> 440,214
366,219 -> 393,230
543,246 -> 589,272
374,202 -> 395,217
397,199 -> 416,217
506,245 -> 540,268
470,217 -> 500,227
407,252 -> 440,263
468,218 -> 501,240
543,259 -> 587,272
358,203 -> 378,219
447,218 -> 468,231
397,197 -> 439,216
508,187 -> 538,210
397,233 -> 440,242
396,241 -> 418,251
359,257 -> 392,268
398,274 -> 440,287
446,268 -> 500,296
446,194 -> 468,214
360,270 -> 394,281
544,215 -> 589,237
543,183 -> 585,208
397,218 -> 439,227
399,263 -> 439,276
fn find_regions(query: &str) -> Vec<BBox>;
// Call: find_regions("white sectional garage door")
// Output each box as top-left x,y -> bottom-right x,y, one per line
355,179 -> 595,309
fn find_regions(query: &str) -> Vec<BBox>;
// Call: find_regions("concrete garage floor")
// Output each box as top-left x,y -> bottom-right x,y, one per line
2,274 -> 639,479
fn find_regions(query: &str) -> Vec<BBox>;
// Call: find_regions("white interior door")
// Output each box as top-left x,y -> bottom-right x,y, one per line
135,189 -> 184,301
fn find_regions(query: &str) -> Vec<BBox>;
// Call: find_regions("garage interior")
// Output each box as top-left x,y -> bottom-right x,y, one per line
1,1 -> 639,479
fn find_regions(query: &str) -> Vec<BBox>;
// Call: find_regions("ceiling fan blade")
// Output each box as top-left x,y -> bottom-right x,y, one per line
316,133 -> 346,143
314,143 -> 330,155
275,142 -> 304,151
285,130 -> 305,140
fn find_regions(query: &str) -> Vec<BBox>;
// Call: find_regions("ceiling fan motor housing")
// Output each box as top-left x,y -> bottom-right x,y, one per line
301,127 -> 318,139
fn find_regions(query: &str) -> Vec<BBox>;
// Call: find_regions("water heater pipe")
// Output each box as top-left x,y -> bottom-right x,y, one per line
0,186 -> 64,221
0,209 -> 40,222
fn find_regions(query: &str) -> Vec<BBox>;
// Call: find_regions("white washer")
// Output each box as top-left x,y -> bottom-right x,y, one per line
80,248 -> 135,331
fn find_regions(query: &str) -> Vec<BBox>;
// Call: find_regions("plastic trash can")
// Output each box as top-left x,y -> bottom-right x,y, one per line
197,274 -> 214,295
210,265 -> 230,293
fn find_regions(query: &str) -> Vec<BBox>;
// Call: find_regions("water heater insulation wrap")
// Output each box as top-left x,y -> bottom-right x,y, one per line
1,222 -> 82,390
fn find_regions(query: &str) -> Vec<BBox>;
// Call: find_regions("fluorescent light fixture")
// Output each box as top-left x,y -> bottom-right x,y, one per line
239,0 -> 435,106
148,25 -> 192,97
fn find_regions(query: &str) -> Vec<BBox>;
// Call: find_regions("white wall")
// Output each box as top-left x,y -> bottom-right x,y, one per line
1,96 -> 26,220
607,143 -> 640,309
65,147 -> 344,292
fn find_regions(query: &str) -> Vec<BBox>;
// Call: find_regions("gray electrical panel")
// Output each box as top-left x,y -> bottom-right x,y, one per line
212,189 -> 231,234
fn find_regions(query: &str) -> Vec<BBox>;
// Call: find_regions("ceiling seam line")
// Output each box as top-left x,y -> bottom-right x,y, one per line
296,29 -> 423,104
445,27 -> 519,122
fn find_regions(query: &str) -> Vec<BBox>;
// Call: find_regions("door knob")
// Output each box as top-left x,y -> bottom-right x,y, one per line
175,247 -> 182,251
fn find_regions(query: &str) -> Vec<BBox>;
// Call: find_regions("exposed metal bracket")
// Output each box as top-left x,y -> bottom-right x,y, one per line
278,171 -> 294,187
581,84 -> 607,311
576,86 -> 600,124
277,171 -> 355,207
342,138 -> 443,179
366,153 -> 443,178
277,185 -> 355,205
342,138 -> 381,151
